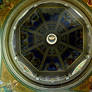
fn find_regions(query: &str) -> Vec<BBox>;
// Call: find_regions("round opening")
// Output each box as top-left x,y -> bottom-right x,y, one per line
46,33 -> 57,45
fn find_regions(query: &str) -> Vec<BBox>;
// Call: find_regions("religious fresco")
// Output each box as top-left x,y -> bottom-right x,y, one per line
0,61 -> 35,92
0,0 -> 92,92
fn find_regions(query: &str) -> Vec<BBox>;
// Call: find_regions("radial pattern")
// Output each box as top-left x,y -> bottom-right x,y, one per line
15,3 -> 84,72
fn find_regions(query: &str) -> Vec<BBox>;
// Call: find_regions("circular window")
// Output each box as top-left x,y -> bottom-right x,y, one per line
3,0 -> 92,90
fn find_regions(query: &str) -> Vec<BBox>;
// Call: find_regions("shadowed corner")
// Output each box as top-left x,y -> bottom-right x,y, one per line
0,0 -> 3,4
